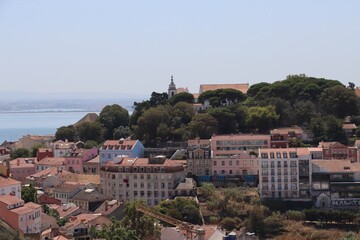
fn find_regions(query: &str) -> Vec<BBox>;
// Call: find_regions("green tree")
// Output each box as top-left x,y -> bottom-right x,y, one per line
84,140 -> 99,149
247,82 -> 270,97
198,89 -> 246,107
169,92 -> 194,105
246,106 -> 279,133
263,212 -> 285,237
121,201 -> 160,240
99,104 -> 130,139
339,231 -> 359,240
55,125 -> 76,142
208,108 -> 238,134
21,184 -> 37,203
113,126 -> 132,139
156,198 -> 203,225
320,85 -> 359,118
94,220 -> 138,240
135,105 -> 171,146
10,148 -> 31,159
220,217 -> 241,231
76,121 -> 105,143
188,113 -> 218,138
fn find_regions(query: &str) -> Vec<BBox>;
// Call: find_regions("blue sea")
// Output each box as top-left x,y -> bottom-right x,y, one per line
0,111 -> 99,143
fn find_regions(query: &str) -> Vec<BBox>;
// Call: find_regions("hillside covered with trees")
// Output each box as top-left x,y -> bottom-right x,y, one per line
55,75 -> 360,147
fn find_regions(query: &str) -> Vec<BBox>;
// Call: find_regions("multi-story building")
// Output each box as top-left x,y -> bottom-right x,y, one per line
99,139 -> 145,166
8,158 -> 36,183
270,126 -> 306,148
69,188 -> 107,211
64,148 -> 98,173
35,157 -> 65,172
259,148 -> 311,199
211,134 -> 270,158
53,182 -> 83,204
186,139 -> 211,176
100,156 -> 186,206
0,195 -> 41,234
82,155 -> 100,175
51,140 -> 76,158
36,148 -> 53,161
0,176 -> 21,198
212,152 -> 258,179
319,142 -> 357,162
311,160 -> 360,208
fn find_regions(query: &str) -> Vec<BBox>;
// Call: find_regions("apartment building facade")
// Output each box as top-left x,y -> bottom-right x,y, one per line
100,156 -> 185,206
259,148 -> 311,199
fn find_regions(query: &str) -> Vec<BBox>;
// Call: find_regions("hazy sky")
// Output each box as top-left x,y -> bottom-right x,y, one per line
0,0 -> 359,97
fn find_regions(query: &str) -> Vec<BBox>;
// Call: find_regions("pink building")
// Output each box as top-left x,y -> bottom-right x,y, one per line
211,134 -> 271,157
9,158 -> 36,183
0,195 -> 41,234
212,152 -> 259,177
64,148 -> 98,173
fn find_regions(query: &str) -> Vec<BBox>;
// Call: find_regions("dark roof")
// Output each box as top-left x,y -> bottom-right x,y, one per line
70,189 -> 108,202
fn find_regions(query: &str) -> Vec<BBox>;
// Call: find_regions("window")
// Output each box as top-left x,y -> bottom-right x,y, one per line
290,161 -> 297,167
276,152 -> 281,158
261,153 -> 268,159
236,160 -> 239,166
243,160 -> 247,165
270,152 -> 275,159
283,152 -> 288,158
250,160 -> 254,165
262,169 -> 268,175
221,161 -> 225,166
229,160 -> 232,166
262,162 -> 268,168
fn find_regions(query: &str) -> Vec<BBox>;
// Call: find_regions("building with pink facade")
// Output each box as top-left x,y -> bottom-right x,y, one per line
64,148 -> 98,173
0,195 -> 41,234
8,158 -> 36,183
212,152 -> 258,176
211,134 -> 270,157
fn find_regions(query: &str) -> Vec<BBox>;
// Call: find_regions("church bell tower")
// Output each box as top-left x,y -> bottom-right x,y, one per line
168,75 -> 177,99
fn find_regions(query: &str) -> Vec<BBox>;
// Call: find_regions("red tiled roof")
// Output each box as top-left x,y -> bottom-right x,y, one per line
9,158 -> 35,168
27,167 -> 71,179
37,157 -> 65,166
101,139 -> 137,150
53,182 -> 81,193
343,123 -> 357,130
270,126 -> 303,135
0,176 -> 21,187
0,195 -> 24,205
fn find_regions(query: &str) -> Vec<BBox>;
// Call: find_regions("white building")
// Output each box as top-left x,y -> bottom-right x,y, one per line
259,148 -> 311,199
100,156 -> 186,206
0,176 -> 21,198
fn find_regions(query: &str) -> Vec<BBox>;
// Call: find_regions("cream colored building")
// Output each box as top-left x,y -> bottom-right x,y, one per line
100,156 -> 186,206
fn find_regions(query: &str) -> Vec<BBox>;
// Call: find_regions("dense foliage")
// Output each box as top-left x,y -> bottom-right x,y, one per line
54,75 -> 360,147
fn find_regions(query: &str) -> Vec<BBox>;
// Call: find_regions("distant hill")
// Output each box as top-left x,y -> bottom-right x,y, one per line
73,113 -> 99,127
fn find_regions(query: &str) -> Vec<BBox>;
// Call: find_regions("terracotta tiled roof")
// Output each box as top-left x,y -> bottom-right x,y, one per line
192,93 -> 200,99
270,126 -> 303,135
0,195 -> 24,205
37,157 -> 65,166
49,203 -> 80,218
53,236 -> 70,240
86,156 -> 99,163
343,123 -> 357,130
70,189 -> 107,202
318,141 -> 347,149
0,176 -> 21,187
101,139 -> 137,150
27,167 -> 71,179
199,83 -> 249,93
101,157 -> 184,173
53,182 -> 81,193
59,173 -> 100,185
312,160 -> 360,172
176,87 -> 189,93
9,158 -> 35,168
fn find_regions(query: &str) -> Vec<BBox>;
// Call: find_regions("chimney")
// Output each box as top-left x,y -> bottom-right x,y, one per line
17,159 -> 20,166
